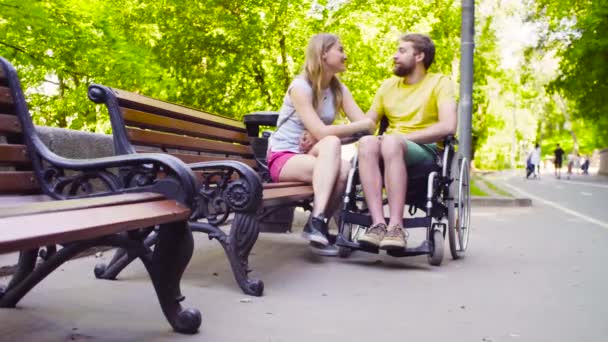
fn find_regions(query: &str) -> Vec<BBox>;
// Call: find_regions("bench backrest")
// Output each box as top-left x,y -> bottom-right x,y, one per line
0,59 -> 39,195
88,85 -> 258,170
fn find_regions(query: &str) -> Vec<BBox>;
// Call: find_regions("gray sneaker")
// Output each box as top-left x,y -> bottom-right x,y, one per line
309,242 -> 339,257
302,215 -> 329,246
357,223 -> 387,247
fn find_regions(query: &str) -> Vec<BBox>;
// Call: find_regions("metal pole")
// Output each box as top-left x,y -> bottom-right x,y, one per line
459,0 -> 475,162
511,93 -> 517,168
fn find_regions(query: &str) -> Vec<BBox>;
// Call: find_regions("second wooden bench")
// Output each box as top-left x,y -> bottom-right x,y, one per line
87,84 -> 313,296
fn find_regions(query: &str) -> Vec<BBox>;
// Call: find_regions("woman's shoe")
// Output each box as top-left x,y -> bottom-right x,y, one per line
301,215 -> 329,246
308,242 -> 339,257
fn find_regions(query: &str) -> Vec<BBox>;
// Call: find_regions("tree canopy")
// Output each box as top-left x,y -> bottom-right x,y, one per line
1,0 -> 606,169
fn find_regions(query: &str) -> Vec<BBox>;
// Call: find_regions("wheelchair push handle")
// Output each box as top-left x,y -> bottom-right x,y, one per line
443,134 -> 458,147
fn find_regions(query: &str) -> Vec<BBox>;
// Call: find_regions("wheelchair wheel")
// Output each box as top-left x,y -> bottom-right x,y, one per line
448,153 -> 471,259
428,229 -> 444,266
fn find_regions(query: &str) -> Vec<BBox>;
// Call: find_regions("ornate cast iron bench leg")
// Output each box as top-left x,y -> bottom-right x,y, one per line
94,229 -> 159,280
189,212 -> 264,296
142,220 -> 201,334
0,249 -> 38,307
0,228 -> 201,334
223,212 -> 264,296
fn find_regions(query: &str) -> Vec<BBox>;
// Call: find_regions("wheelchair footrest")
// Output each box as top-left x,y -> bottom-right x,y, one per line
336,234 -> 432,257
386,240 -> 431,257
342,211 -> 432,228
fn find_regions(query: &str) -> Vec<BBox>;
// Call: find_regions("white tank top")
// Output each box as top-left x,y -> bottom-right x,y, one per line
268,77 -> 337,153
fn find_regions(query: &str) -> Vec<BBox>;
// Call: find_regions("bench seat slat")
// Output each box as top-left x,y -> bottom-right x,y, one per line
128,128 -> 253,157
263,182 -> 308,189
0,144 -> 30,164
0,192 -> 165,218
123,108 -> 250,145
113,88 -> 246,132
0,198 -> 190,254
0,171 -> 38,193
262,185 -> 313,207
0,113 -> 21,134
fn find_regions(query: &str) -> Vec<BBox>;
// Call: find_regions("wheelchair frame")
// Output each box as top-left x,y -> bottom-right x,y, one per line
335,135 -> 471,265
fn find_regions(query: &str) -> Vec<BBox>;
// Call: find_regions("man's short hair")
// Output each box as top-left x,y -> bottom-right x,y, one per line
400,33 -> 435,69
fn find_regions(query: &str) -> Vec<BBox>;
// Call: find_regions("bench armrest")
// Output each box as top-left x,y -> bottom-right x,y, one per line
0,64 -> 198,208
33,142 -> 199,208
188,160 -> 263,216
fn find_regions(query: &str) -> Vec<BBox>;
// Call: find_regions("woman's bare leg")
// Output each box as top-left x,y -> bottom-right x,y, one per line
279,136 -> 342,217
324,159 -> 351,219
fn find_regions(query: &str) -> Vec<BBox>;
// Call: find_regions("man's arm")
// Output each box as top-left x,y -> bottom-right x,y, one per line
401,100 -> 458,144
366,109 -> 381,127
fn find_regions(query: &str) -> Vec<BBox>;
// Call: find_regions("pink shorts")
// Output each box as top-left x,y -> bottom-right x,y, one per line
267,150 -> 298,183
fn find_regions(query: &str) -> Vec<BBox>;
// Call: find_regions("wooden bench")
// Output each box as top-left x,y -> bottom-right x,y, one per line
87,83 -> 314,296
0,57 -> 202,334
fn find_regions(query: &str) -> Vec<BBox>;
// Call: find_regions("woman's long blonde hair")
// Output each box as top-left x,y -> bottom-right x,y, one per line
302,33 -> 343,114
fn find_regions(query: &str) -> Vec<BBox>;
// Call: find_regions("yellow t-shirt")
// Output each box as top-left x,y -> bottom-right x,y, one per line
370,73 -> 457,143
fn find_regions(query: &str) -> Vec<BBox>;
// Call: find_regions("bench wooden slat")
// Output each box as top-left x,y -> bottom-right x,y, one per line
174,152 -> 258,169
0,192 -> 165,218
263,182 -> 308,189
262,185 -> 313,207
123,108 -> 250,145
0,87 -> 11,105
0,144 -> 30,164
0,199 -> 190,254
0,171 -> 38,193
0,114 -> 20,134
113,88 -> 246,132
128,128 -> 253,157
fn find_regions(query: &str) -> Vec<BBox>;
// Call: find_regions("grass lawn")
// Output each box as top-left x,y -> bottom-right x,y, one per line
470,176 -> 488,196
480,177 -> 512,197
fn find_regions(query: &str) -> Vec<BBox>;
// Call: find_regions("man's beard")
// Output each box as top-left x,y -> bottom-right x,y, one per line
393,62 -> 414,77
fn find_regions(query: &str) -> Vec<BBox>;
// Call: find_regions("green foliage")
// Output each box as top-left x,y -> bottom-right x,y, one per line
0,0 -> 470,132
0,0 -> 172,132
529,0 -> 608,148
469,176 -> 488,197
1,0 -> 514,170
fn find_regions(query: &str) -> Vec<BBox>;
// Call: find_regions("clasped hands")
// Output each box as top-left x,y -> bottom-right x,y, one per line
299,118 -> 376,153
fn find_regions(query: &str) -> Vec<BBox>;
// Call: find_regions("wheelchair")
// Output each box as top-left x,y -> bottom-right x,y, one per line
335,134 -> 471,265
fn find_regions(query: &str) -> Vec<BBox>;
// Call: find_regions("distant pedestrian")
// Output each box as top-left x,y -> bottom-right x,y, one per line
530,143 -> 541,178
581,155 -> 590,175
526,154 -> 535,179
566,152 -> 579,179
553,144 -> 564,179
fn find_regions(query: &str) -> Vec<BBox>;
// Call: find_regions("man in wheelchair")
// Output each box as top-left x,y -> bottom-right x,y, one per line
355,33 -> 458,251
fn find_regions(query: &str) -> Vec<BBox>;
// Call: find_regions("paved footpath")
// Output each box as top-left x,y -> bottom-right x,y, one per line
1,185 -> 608,341
490,170 -> 608,225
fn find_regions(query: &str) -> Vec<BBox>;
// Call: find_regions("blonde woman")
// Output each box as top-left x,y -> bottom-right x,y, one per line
267,33 -> 375,255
